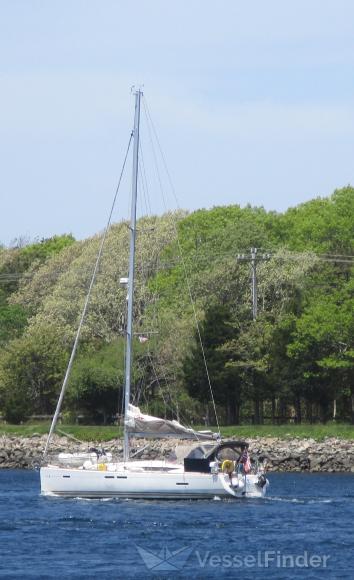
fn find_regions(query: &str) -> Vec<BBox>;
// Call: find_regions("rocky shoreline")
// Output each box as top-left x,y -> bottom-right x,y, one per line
1,434 -> 354,472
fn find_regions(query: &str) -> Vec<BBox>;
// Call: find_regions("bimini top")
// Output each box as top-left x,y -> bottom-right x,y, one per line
186,441 -> 249,461
125,404 -> 220,441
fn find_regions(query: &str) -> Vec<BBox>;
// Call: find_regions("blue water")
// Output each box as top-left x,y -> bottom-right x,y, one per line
0,471 -> 353,579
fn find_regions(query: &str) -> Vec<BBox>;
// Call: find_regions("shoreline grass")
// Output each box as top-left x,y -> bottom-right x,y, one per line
1,422 -> 354,442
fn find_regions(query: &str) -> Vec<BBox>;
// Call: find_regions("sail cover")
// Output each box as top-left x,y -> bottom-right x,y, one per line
125,404 -> 219,440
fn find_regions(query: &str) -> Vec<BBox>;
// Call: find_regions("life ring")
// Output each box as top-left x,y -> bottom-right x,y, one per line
221,459 -> 234,474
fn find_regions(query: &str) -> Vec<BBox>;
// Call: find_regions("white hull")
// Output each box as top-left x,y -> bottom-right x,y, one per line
40,462 -> 268,500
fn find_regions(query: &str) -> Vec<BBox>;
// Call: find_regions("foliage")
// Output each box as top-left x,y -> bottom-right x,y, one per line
274,187 -> 354,254
67,341 -> 125,424
183,303 -> 242,424
287,277 -> 354,420
66,338 -> 159,422
0,234 -> 75,297
0,327 -> 68,423
0,187 -> 353,425
0,290 -> 27,345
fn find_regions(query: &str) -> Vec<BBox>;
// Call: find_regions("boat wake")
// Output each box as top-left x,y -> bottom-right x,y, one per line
266,496 -> 333,504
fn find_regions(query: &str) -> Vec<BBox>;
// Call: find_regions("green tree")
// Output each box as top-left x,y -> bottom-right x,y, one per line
288,278 -> 354,422
0,234 -> 75,296
0,290 -> 27,345
0,327 -> 68,422
183,304 -> 242,425
276,186 -> 354,254
67,341 -> 125,424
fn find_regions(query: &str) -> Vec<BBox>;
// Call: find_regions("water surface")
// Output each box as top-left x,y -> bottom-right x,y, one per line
0,470 -> 353,578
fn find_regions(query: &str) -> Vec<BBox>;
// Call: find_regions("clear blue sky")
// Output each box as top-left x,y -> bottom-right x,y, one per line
1,0 -> 354,245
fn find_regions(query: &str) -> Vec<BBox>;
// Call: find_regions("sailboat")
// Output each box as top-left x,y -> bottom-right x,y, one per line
40,89 -> 269,499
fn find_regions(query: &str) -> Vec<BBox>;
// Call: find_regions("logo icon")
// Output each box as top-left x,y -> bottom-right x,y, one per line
136,544 -> 194,571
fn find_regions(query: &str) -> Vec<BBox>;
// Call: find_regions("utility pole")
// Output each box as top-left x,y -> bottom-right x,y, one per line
251,248 -> 258,321
236,248 -> 271,320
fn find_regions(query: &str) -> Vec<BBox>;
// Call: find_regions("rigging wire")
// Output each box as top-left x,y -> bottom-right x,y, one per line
0,252 -> 352,287
137,147 -> 177,424
43,132 -> 133,459
145,348 -> 202,441
142,95 -> 221,436
138,140 -> 152,217
136,126 -> 176,424
131,105 -> 203,436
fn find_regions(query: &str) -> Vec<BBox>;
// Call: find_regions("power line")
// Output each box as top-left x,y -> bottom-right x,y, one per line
0,251 -> 353,285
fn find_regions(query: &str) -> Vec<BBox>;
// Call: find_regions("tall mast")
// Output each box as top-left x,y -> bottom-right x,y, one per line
123,89 -> 142,461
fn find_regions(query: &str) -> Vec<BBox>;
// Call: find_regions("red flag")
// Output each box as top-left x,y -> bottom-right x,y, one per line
244,454 -> 251,474
241,449 -> 251,474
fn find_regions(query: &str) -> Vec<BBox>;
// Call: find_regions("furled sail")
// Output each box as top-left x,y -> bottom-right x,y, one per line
125,404 -> 219,440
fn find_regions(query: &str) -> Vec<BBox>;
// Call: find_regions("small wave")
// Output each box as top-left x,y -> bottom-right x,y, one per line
267,496 -> 334,504
308,499 -> 333,504
267,497 -> 305,503
58,516 -> 94,523
77,496 -> 114,502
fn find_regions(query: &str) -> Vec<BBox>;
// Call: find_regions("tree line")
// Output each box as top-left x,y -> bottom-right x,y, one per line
0,188 -> 353,425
